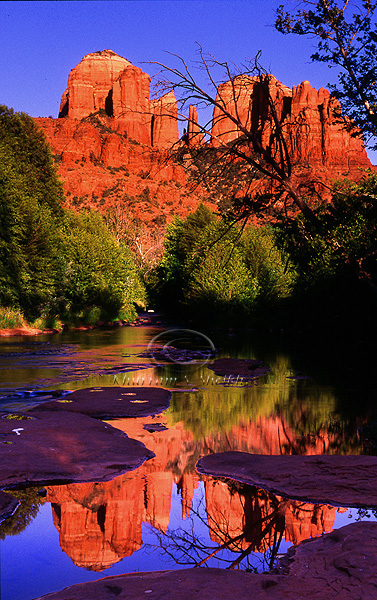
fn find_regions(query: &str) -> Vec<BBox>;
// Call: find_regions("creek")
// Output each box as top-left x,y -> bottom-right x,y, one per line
0,324 -> 376,600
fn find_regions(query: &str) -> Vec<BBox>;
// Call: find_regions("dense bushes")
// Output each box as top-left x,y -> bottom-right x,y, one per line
148,172 -> 377,335
58,210 -> 145,323
147,204 -> 296,324
0,105 -> 145,326
274,171 -> 377,333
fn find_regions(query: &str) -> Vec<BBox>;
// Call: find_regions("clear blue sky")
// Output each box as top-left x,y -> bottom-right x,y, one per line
1,0 -> 375,161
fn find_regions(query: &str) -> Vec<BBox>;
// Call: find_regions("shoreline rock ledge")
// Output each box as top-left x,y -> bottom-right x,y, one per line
196,450 -> 377,508
32,521 -> 377,599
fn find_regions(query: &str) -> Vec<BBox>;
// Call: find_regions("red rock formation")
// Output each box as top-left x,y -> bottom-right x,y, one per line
186,105 -> 205,147
150,91 -> 179,149
37,50 -> 207,224
112,65 -> 152,145
37,115 -> 203,224
58,49 -> 178,150
212,74 -> 372,180
38,51 -> 374,226
59,50 -> 132,120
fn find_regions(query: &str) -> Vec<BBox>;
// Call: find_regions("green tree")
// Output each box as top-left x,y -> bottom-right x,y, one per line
59,210 -> 145,322
275,171 -> 377,330
0,105 -> 145,324
0,106 -> 64,317
148,205 -> 295,323
275,0 -> 377,148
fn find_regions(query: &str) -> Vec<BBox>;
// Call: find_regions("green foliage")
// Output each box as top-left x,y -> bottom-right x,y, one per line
0,488 -> 42,540
58,210 -> 146,323
148,204 -> 296,323
277,171 -> 377,283
276,1 -> 377,148
274,171 -> 377,331
0,307 -> 26,329
0,105 -> 146,326
0,106 -> 65,317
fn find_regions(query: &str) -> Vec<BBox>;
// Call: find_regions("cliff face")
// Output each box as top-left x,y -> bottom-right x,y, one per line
38,50 -> 373,225
37,115 -> 200,224
58,50 -> 178,149
38,50 -> 198,224
212,75 -> 372,178
59,50 -> 132,120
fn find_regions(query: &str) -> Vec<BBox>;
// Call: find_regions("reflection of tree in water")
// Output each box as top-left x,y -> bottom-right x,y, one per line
146,479 -> 345,572
166,356 -> 364,456
0,488 -> 43,539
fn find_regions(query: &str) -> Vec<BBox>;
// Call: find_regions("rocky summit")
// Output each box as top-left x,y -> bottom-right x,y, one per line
37,50 -> 374,225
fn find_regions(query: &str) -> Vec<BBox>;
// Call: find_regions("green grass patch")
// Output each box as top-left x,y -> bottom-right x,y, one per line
2,414 -> 34,420
0,307 -> 27,329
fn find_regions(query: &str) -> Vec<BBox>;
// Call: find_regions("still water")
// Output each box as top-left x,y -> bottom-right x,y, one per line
0,325 -> 376,600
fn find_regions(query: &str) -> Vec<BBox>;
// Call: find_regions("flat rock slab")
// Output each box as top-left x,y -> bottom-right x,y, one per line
32,522 -> 377,600
0,489 -> 19,522
34,387 -> 172,419
207,358 -> 269,381
196,451 -> 377,508
0,410 -> 154,489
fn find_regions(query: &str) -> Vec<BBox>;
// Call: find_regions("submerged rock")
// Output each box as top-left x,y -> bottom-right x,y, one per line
31,522 -> 377,599
139,346 -> 216,364
196,451 -> 377,508
34,386 -> 172,419
208,358 -> 270,382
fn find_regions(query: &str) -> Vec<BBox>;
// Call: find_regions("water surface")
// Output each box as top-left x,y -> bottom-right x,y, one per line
1,325 -> 376,599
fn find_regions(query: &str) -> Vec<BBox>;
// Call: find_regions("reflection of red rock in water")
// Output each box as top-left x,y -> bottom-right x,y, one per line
45,417 -> 199,570
46,473 -> 145,571
203,478 -> 346,552
44,413 -> 357,570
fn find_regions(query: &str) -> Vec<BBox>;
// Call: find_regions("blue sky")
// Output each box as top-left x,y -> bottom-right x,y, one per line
1,0 -> 376,161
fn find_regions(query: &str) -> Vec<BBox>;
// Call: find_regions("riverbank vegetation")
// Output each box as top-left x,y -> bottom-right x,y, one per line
2,101 -> 377,342
2,0 -> 377,344
144,169 -> 377,342
0,105 -> 145,330
146,204 -> 297,326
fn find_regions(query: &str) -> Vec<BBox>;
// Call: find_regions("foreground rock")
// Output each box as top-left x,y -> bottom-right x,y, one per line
197,451 -> 377,508
32,522 -> 377,599
0,410 -> 154,489
34,387 -> 172,419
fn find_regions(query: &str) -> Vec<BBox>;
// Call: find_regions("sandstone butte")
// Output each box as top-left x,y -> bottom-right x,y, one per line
36,49 -> 374,227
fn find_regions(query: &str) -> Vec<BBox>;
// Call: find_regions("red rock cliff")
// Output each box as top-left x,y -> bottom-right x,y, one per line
38,51 -> 374,226
212,74 -> 372,179
38,50 -> 201,224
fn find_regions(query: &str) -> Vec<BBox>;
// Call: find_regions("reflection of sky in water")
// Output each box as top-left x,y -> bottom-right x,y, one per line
1,327 -> 377,600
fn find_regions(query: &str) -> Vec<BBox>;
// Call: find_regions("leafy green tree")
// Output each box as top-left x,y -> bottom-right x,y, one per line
275,0 -> 377,148
184,223 -> 260,318
0,105 -> 64,215
274,171 -> 377,330
0,105 -> 145,324
148,204 -> 295,323
59,210 -> 146,322
0,106 -> 64,317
